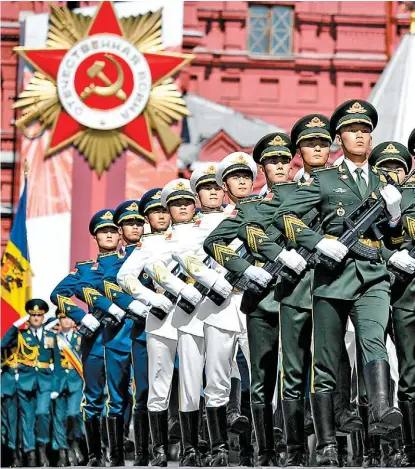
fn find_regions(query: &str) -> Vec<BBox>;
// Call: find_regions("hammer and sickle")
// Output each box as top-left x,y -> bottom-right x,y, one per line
80,54 -> 127,101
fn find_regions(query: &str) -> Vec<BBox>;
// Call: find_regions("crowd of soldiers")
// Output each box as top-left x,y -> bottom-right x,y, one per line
1,98 -> 415,468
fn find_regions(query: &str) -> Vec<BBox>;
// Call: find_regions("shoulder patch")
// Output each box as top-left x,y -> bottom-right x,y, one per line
75,259 -> 95,266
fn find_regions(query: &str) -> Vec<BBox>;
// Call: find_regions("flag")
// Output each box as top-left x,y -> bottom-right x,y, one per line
1,176 -> 32,337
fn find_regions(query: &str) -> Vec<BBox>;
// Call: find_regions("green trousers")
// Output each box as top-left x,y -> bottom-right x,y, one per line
279,305 -> 312,400
246,313 -> 279,406
312,289 -> 390,393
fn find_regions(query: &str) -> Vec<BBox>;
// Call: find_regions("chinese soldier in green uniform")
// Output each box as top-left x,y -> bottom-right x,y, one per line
270,100 -> 403,466
369,139 -> 415,467
1,299 -> 62,467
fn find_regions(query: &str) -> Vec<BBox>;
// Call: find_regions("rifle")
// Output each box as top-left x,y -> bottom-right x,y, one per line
78,309 -> 119,338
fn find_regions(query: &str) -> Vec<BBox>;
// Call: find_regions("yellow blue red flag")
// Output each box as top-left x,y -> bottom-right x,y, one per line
1,176 -> 32,336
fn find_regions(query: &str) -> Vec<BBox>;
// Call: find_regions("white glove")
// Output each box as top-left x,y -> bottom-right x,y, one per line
389,250 -> 415,274
128,300 -> 150,319
180,284 -> 203,306
211,275 -> 232,298
80,314 -> 100,332
316,238 -> 348,262
50,392 -> 59,400
276,249 -> 307,274
380,184 -> 402,220
13,314 -> 29,328
150,294 -> 174,314
244,265 -> 272,287
108,304 -> 125,322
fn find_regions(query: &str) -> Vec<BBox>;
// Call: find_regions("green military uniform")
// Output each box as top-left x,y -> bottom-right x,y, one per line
204,137 -> 294,466
369,140 -> 415,467
1,299 -> 62,467
271,100 -> 403,465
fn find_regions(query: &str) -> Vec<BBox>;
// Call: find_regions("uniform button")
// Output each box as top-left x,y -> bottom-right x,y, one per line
35,367 -> 38,371
65,369 -> 69,374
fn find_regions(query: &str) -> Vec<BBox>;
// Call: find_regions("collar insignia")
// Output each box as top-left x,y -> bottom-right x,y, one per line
346,102 -> 367,114
101,211 -> 113,220
125,202 -> 139,212
172,181 -> 189,191
203,165 -> 217,175
381,143 -> 400,155
268,135 -> 288,146
231,154 -> 249,165
151,190 -> 162,200
338,165 -> 346,173
305,116 -> 326,128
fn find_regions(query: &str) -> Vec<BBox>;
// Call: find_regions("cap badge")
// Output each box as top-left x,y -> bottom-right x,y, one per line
34,305 -> 39,311
346,102 -> 367,114
305,116 -> 326,128
203,165 -> 216,175
151,190 -> 162,200
231,154 -> 249,165
268,135 -> 288,146
126,202 -> 139,212
101,211 -> 113,220
173,181 -> 189,191
381,143 -> 400,155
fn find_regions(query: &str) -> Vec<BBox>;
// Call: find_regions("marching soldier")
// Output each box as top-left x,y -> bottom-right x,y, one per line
270,100 -> 403,466
369,140 -> 415,467
52,312 -> 84,467
1,300 -> 62,467
50,209 -> 129,466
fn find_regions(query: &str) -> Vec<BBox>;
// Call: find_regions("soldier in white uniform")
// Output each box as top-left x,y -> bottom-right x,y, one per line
118,179 -> 203,467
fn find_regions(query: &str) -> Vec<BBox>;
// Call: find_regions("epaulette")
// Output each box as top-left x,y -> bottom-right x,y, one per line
142,232 -> 164,238
275,181 -> 297,186
314,166 -> 337,172
75,259 -> 95,265
98,251 -> 118,258
239,195 -> 263,204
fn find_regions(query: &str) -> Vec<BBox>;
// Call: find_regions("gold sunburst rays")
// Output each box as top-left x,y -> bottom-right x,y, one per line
46,4 -> 91,49
120,9 -> 163,53
73,129 -> 129,175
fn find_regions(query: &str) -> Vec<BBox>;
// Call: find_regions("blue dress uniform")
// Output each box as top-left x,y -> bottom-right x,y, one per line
1,347 -> 20,466
1,299 -> 62,467
52,325 -> 84,466
50,209 -> 123,467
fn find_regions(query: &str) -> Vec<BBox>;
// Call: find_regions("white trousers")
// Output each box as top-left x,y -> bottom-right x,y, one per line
147,333 -> 178,412
178,332 -> 205,412
204,324 -> 250,407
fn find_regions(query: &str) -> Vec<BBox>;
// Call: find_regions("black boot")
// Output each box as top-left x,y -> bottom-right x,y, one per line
107,415 -> 125,466
168,369 -> 181,444
350,430 -> 363,466
10,450 -> 22,468
26,451 -> 37,468
227,377 -> 249,435
399,400 -> 415,467
304,397 -> 314,436
206,406 -> 229,466
239,391 -> 254,466
364,360 -> 402,435
251,404 -> 275,466
57,449 -> 69,467
85,417 -> 104,467
359,405 -> 381,468
179,410 -> 201,467
149,410 -> 168,467
133,410 -> 149,466
199,398 -> 212,467
336,435 -> 348,467
282,399 -> 307,466
273,405 -> 287,466
310,393 -> 338,467
37,443 -> 49,467
334,360 -> 363,433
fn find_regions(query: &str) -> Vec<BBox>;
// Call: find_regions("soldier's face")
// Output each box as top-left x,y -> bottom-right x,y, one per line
198,182 -> 225,209
60,316 -> 74,331
119,219 -> 144,243
168,198 -> 195,223
94,227 -> 120,251
147,207 -> 171,232
298,138 -> 331,168
29,313 -> 43,328
223,171 -> 253,198
261,156 -> 291,183
337,124 -> 372,157
377,162 -> 406,184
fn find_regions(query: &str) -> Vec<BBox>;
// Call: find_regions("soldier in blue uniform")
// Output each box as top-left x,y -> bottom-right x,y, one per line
1,299 -> 62,467
50,209 -> 130,466
51,311 -> 84,467
1,331 -> 22,467
95,200 -> 150,466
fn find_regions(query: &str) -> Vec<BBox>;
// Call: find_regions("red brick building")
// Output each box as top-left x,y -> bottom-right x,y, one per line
1,1 -> 412,251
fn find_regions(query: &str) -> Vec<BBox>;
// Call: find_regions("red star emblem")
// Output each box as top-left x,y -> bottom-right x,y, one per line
14,2 -> 193,175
